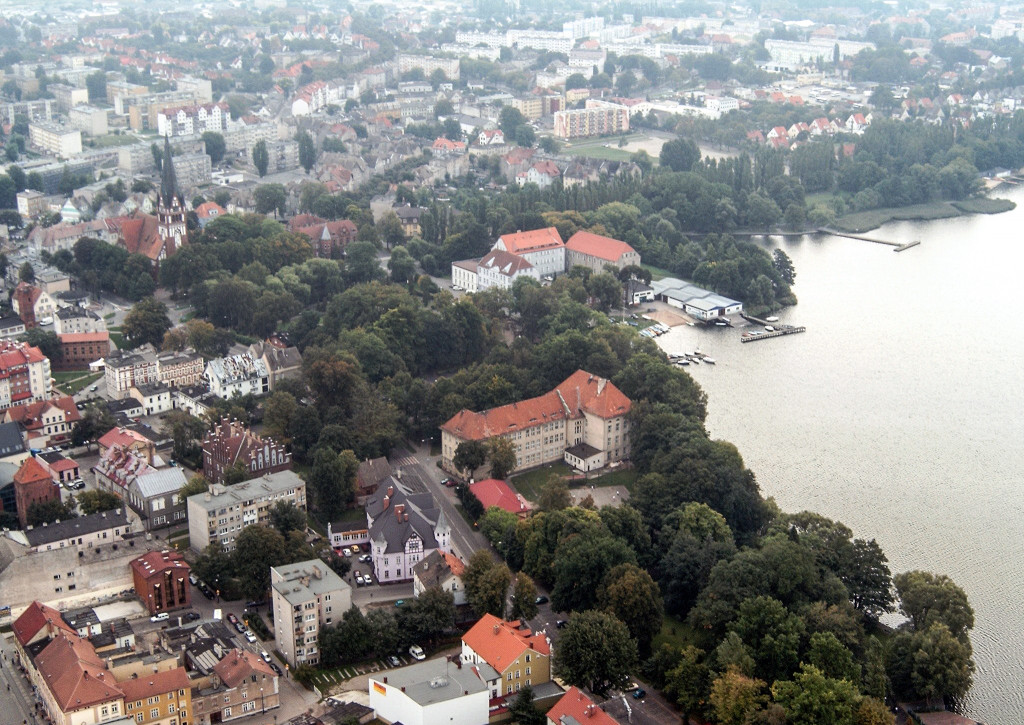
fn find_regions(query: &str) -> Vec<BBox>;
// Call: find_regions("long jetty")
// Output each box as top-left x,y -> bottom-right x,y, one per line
740,313 -> 806,342
818,227 -> 921,252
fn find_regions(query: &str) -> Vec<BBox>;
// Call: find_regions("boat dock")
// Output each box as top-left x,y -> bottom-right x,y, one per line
739,313 -> 806,342
819,227 -> 921,252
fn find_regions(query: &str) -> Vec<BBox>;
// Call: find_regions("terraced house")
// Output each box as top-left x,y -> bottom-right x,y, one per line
441,370 -> 632,476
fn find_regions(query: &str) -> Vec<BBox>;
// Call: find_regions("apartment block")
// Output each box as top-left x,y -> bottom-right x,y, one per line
186,471 -> 306,552
271,559 -> 351,667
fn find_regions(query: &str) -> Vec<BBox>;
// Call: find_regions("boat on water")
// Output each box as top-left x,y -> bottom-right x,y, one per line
702,357 -> 716,364
677,359 -> 689,366
714,321 -> 728,326
766,316 -> 779,322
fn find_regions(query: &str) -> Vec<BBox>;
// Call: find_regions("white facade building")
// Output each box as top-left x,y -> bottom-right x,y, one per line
204,353 -> 270,399
368,658 -> 494,725
366,471 -> 451,584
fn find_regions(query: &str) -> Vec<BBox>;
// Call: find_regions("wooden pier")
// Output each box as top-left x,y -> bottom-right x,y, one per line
819,227 -> 921,252
739,313 -> 806,342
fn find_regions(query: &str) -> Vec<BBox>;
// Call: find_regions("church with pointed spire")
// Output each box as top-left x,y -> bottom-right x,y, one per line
108,136 -> 189,266
156,135 -> 187,259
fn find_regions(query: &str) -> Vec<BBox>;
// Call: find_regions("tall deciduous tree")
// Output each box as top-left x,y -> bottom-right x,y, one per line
659,137 -> 700,172
771,664 -> 859,725
453,440 -> 487,478
462,550 -> 510,618
511,572 -> 539,621
487,436 -> 517,480
598,563 -> 663,658
296,130 -> 316,173
537,475 -> 571,512
555,610 -> 637,696
709,667 -> 768,725
122,297 -> 172,348
233,525 -> 286,600
894,571 -> 974,644
202,132 -> 226,165
252,140 -> 269,177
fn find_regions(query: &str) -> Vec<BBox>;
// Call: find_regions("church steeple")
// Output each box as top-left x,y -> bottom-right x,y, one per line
156,134 -> 187,260
159,135 -> 179,208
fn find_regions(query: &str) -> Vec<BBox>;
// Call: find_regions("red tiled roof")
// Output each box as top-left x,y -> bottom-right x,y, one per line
496,227 -> 563,254
470,479 -> 530,515
35,633 -> 123,711
5,396 -> 81,431
547,687 -> 617,725
462,614 -> 550,674
195,201 -> 226,219
98,427 -> 151,450
130,550 -> 190,581
110,212 -> 163,261
214,649 -> 275,688
14,456 -> 51,485
59,332 -> 110,344
531,160 -> 560,177
442,370 -> 630,441
443,551 -> 465,576
12,601 -> 76,647
566,230 -> 636,263
118,667 -> 189,702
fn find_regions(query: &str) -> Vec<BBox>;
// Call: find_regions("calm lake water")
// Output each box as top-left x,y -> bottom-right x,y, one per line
657,189 -> 1024,723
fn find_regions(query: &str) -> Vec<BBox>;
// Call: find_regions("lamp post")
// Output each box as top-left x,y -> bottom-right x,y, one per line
260,686 -> 265,714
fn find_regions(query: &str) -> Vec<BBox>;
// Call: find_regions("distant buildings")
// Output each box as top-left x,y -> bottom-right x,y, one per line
270,559 -> 351,667
553,100 -> 630,139
28,121 -> 82,157
397,54 -> 460,80
156,101 -> 231,137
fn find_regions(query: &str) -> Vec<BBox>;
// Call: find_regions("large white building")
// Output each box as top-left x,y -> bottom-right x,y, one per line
475,249 -> 540,291
369,657 -> 496,725
28,122 -> 82,157
204,353 -> 270,399
763,38 -> 875,71
156,102 -> 230,137
493,227 -> 566,279
186,471 -> 307,551
397,54 -> 460,80
271,559 -> 351,667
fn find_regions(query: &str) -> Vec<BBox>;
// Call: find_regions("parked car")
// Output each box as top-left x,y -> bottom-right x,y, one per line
233,621 -> 246,633
150,612 -> 169,623
245,600 -> 265,608
535,596 -> 548,605
270,663 -> 282,676
71,479 -> 85,490
185,611 -> 201,621
556,620 -> 569,629
189,574 -> 198,586
632,688 -> 646,700
342,548 -> 352,557
409,645 -> 425,661
244,631 -> 257,643
394,600 -> 405,607
349,546 -> 361,555
441,477 -> 454,487
359,554 -> 371,563
362,543 -> 371,552
387,655 -> 401,667
227,613 -> 239,624
260,651 -> 272,663
355,574 -> 364,586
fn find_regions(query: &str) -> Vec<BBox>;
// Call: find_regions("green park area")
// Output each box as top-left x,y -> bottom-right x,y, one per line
833,197 -> 1015,233
53,370 -> 102,396
510,462 -> 637,502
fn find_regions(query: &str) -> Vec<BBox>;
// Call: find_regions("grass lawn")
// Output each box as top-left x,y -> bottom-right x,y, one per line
653,614 -> 702,651
562,143 -> 634,162
510,462 -> 572,501
584,468 -> 638,492
54,371 -> 103,396
642,263 -> 675,281
87,134 -> 135,148
103,312 -> 115,320
108,326 -> 125,349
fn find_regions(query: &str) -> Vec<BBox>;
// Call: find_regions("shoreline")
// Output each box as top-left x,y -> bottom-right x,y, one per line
830,197 -> 1016,234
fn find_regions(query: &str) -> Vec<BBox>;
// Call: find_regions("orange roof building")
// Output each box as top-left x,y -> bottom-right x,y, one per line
470,478 -> 531,517
3,395 -> 81,447
546,686 -> 618,725
33,632 -> 124,716
566,230 -> 641,273
461,614 -> 552,696
13,601 -> 77,649
493,227 -> 565,278
119,667 -> 191,725
441,370 -> 631,477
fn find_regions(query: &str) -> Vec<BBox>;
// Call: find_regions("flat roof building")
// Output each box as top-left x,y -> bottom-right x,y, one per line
271,559 -> 351,667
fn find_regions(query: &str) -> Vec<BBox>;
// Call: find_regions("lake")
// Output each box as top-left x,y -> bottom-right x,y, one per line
657,188 -> 1024,722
